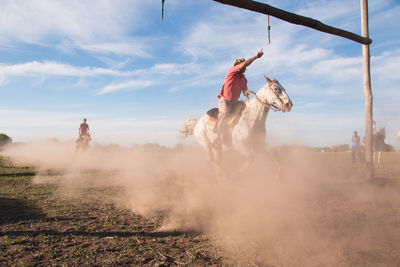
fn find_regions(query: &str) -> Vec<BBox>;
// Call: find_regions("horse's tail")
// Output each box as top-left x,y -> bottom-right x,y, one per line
180,118 -> 198,139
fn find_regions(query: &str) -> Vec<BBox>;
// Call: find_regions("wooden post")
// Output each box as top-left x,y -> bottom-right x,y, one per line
361,0 -> 374,178
213,0 -> 372,45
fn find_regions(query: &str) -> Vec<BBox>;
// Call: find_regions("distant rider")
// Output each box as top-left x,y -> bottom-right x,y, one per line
215,49 -> 264,145
78,118 -> 89,141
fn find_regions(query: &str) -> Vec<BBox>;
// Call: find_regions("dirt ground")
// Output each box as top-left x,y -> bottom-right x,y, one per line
1,150 -> 400,266
0,160 -> 224,266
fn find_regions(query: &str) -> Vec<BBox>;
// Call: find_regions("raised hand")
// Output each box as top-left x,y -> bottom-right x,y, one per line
256,48 -> 264,58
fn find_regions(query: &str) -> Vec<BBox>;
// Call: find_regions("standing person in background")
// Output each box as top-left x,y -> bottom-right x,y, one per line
351,131 -> 361,163
78,118 -> 89,141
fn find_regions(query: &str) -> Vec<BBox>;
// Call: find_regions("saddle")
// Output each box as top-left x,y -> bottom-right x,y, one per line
206,100 -> 246,126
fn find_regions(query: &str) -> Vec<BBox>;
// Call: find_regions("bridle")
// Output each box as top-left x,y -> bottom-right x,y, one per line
247,81 -> 284,112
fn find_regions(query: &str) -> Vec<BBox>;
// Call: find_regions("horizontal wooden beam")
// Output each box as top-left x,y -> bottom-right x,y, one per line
213,0 -> 372,45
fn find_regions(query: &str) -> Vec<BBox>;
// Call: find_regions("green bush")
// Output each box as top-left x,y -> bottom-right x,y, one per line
0,133 -> 12,146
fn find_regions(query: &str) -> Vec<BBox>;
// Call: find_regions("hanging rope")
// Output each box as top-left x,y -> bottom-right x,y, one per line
267,15 -> 271,44
161,0 -> 165,20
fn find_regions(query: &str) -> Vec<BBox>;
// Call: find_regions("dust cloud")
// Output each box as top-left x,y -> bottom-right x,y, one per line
2,140 -> 400,265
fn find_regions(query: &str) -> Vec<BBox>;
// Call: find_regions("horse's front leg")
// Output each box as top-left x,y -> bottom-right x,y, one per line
233,141 -> 252,174
211,140 -> 226,181
264,145 -> 284,180
202,130 -> 226,181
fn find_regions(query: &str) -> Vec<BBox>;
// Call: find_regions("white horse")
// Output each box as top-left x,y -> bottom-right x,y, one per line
181,76 -> 293,178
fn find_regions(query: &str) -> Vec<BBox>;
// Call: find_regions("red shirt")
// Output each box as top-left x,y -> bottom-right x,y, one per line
217,65 -> 248,101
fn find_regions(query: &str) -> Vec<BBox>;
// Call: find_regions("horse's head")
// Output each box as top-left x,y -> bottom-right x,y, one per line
259,76 -> 292,112
377,127 -> 385,138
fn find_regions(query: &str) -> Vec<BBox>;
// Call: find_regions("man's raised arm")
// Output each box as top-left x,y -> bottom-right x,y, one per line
239,49 -> 264,71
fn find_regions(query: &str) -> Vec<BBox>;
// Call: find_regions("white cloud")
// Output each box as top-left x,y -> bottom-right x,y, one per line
296,0 -> 359,25
0,61 -> 135,79
178,8 -> 269,60
0,59 -> 222,94
0,0 -> 154,56
151,63 -> 197,75
308,56 -> 362,81
75,41 -> 154,58
96,79 -> 154,95
372,49 -> 400,82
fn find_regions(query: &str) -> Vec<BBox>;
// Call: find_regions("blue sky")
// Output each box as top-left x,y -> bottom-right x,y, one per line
0,0 -> 399,147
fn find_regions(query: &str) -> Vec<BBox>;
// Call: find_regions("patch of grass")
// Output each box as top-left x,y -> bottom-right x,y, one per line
0,160 -> 226,266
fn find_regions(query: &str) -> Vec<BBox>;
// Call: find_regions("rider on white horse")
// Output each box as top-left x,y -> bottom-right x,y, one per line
215,49 -> 264,146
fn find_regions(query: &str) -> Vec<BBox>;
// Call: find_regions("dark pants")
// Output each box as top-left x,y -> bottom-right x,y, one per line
215,98 -> 235,144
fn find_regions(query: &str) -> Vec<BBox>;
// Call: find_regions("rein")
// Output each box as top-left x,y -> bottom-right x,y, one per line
247,84 -> 282,111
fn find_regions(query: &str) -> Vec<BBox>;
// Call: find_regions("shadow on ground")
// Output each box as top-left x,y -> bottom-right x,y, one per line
0,198 -> 44,225
0,229 -> 200,238
0,172 -> 36,177
368,177 -> 400,187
